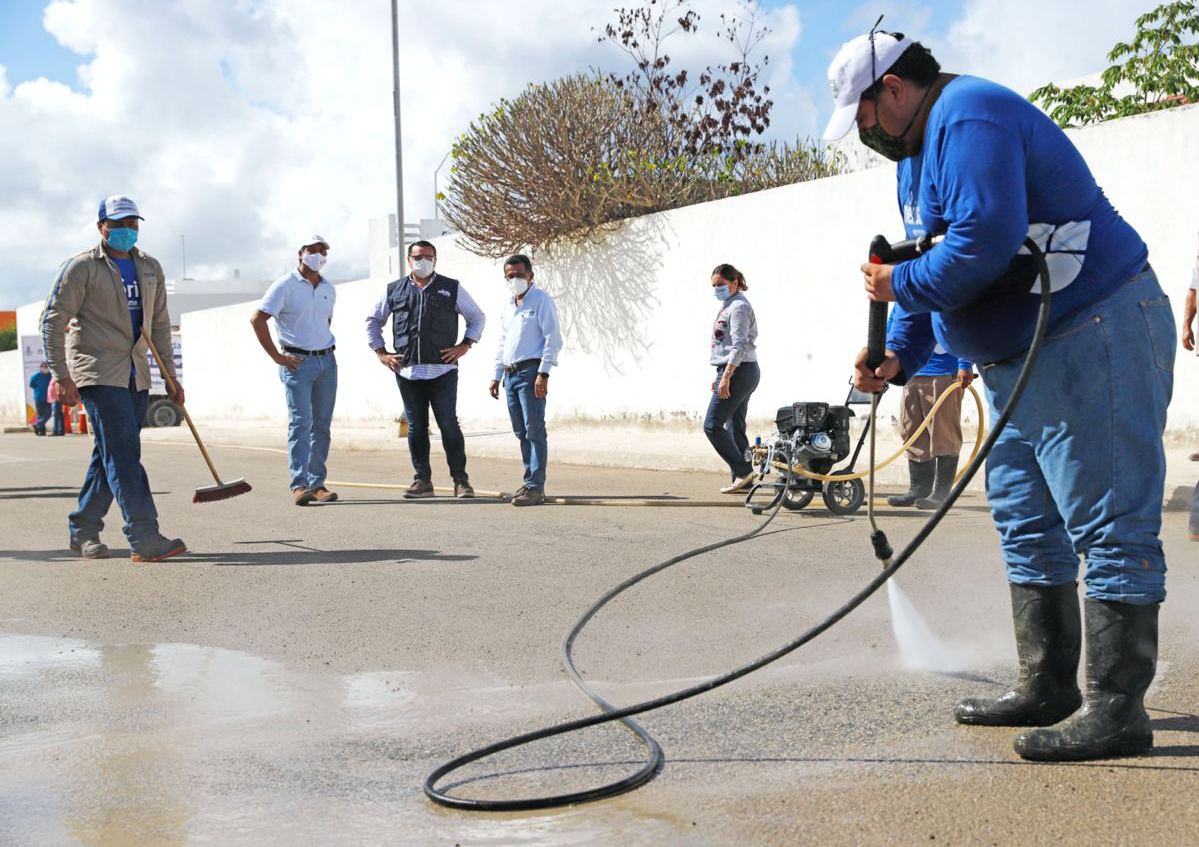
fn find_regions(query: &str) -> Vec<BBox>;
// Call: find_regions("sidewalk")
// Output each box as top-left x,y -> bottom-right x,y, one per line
139,417 -> 1199,509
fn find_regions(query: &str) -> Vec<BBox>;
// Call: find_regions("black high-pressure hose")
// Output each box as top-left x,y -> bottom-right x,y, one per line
425,238 -> 1053,812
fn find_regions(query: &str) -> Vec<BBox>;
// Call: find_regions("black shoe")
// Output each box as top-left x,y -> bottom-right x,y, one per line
511,488 -> 546,507
1014,599 -> 1157,761
403,479 -> 434,499
509,485 -> 529,502
887,459 -> 934,507
916,455 -> 959,509
955,583 -> 1082,727
131,535 -> 187,563
69,537 -> 110,559
454,479 -> 475,499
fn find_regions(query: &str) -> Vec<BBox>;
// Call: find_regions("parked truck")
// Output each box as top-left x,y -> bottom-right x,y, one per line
145,331 -> 184,427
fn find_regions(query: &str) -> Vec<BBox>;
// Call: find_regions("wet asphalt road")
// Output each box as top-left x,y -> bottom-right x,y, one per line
1,431 -> 1197,846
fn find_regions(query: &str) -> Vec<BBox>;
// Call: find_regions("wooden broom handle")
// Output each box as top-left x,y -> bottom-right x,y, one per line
142,335 -> 224,485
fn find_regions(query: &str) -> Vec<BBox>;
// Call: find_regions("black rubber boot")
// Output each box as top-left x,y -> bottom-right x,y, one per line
887,459 -> 934,507
1014,599 -> 1157,761
915,454 -> 959,510
955,583 -> 1082,726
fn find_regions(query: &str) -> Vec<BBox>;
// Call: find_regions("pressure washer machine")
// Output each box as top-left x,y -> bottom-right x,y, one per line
744,386 -> 877,516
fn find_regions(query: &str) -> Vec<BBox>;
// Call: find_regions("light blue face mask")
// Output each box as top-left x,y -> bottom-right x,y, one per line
105,226 -> 138,252
713,284 -> 731,301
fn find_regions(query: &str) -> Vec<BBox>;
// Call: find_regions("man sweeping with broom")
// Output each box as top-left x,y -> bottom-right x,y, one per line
40,196 -> 188,562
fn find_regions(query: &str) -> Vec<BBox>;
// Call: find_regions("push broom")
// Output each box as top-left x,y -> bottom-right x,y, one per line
143,335 -> 252,503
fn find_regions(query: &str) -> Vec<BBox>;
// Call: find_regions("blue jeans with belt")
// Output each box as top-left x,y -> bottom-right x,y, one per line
69,378 -> 159,547
280,352 -> 338,491
504,362 -> 548,490
981,267 -> 1174,604
704,360 -> 760,480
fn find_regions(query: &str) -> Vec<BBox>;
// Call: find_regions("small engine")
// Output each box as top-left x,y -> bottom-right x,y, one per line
773,402 -> 853,471
745,400 -> 865,516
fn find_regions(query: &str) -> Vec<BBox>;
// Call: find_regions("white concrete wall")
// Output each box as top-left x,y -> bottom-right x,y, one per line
0,349 -> 25,423
179,103 -> 1199,433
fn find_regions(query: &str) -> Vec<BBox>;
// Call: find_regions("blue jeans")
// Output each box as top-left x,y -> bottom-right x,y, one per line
504,363 -> 548,490
704,361 -> 760,480
51,401 -> 64,435
1190,481 -> 1198,536
280,353 -> 338,491
981,268 -> 1175,605
69,379 -> 159,546
397,370 -> 468,482
33,399 -> 51,432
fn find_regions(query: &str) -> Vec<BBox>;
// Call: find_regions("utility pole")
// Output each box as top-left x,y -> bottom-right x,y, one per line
390,0 -> 405,256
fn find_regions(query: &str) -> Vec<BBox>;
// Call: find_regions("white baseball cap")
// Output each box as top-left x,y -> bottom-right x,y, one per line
300,234 -> 330,250
97,195 -> 144,221
822,30 -> 914,140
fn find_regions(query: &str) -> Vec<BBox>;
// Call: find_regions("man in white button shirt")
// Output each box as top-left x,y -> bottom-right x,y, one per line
488,254 -> 563,506
251,235 -> 338,506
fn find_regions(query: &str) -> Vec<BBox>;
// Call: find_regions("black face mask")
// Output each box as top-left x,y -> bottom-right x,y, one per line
858,123 -> 910,162
858,84 -> 934,162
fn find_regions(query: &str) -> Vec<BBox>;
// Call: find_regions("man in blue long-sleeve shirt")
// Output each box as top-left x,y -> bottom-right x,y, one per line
886,341 -> 973,510
825,26 -> 1175,762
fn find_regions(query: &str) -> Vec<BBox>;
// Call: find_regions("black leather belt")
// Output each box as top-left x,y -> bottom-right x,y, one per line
503,358 -> 540,375
283,345 -> 335,356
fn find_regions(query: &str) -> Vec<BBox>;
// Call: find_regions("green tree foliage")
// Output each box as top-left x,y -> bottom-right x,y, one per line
442,1 -> 842,258
1030,1 -> 1199,127
0,327 -> 15,353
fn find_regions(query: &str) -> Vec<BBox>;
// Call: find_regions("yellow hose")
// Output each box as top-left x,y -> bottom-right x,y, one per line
763,381 -> 986,484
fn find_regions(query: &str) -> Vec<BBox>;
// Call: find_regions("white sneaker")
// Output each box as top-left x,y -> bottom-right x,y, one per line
720,475 -> 755,494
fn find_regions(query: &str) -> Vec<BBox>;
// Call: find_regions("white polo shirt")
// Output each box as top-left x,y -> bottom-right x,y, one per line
260,270 -> 336,351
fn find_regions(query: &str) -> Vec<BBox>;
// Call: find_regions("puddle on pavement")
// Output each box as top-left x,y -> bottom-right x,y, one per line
0,634 -> 689,846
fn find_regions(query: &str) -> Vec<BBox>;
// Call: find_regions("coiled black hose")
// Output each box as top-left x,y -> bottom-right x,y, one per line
425,238 -> 1052,811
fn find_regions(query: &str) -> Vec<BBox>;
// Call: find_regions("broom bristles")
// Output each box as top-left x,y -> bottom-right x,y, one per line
193,479 -> 252,504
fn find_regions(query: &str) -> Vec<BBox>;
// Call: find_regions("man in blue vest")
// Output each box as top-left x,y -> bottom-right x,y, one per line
366,240 -> 485,498
829,27 -> 1175,761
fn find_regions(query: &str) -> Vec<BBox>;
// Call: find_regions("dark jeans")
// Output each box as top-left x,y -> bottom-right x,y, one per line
51,401 -> 64,435
704,361 -> 760,480
33,399 -> 51,433
397,370 -> 468,482
1191,481 -> 1199,536
69,379 -> 159,547
504,362 -> 548,490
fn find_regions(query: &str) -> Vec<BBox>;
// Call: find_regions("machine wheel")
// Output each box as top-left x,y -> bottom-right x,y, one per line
146,398 -> 182,428
781,489 -> 815,511
822,478 -> 865,515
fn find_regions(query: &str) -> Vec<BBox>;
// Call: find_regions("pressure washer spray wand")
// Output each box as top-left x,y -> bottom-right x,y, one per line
865,233 -> 935,568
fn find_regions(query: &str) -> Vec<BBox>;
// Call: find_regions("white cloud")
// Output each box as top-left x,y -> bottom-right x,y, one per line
935,0 -> 1150,95
1,0 -> 811,308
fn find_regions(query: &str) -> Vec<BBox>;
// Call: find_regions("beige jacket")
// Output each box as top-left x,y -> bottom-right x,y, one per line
40,243 -> 177,391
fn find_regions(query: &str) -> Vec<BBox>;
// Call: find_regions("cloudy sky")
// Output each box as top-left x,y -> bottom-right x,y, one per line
0,0 -> 1153,307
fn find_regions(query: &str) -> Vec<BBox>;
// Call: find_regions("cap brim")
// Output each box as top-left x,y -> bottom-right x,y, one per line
105,213 -> 144,221
822,102 -> 859,141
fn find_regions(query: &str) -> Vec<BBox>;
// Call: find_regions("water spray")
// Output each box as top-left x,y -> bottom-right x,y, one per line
425,236 -> 1052,812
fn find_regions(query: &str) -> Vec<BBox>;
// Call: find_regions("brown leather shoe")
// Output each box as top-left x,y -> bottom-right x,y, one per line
511,488 -> 545,507
293,488 -> 316,506
454,479 -> 475,499
1189,451 -> 1199,462
311,487 -> 338,503
403,479 -> 434,499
